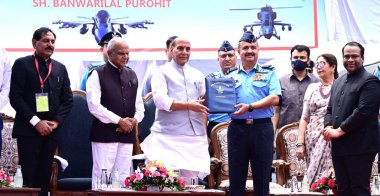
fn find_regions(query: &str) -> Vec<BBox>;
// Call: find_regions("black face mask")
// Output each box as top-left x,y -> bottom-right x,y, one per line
292,60 -> 308,71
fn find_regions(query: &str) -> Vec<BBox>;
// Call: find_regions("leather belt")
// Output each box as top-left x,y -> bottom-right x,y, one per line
232,118 -> 271,125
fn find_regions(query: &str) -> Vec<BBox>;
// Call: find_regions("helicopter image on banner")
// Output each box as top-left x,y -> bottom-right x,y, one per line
230,5 -> 302,40
52,10 -> 154,43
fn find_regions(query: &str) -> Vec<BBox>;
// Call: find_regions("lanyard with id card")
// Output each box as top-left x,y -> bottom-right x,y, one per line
36,93 -> 49,112
34,54 -> 52,112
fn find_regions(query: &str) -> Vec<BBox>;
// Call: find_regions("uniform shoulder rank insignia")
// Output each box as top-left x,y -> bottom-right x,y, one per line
87,64 -> 94,70
206,72 -> 218,79
261,64 -> 275,70
87,62 -> 103,71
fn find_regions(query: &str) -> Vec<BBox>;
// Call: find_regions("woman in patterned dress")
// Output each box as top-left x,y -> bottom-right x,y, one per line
296,53 -> 339,184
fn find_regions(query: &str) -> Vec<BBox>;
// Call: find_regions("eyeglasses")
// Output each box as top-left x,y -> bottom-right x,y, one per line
315,61 -> 326,69
219,54 -> 235,59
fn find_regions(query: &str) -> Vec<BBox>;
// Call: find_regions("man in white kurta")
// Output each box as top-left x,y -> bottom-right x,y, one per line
87,37 -> 144,189
141,38 -> 210,180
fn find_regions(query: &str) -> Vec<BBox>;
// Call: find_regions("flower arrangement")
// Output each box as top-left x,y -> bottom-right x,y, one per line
311,168 -> 337,195
0,168 -> 12,187
125,161 -> 186,191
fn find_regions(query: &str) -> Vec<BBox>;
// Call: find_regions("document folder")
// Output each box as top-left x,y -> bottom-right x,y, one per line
205,77 -> 236,113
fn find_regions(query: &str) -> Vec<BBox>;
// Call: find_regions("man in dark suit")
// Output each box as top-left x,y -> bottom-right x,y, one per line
9,27 -> 73,196
324,41 -> 380,196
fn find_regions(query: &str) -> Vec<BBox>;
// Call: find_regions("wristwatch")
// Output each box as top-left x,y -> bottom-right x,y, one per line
248,104 -> 254,112
296,143 -> 306,147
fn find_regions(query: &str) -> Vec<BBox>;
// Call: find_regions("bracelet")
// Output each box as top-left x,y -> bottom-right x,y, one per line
296,143 -> 305,147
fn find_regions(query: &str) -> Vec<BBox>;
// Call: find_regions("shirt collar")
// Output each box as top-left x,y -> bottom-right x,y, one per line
237,63 -> 262,73
347,66 -> 365,78
34,52 -> 51,64
288,70 -> 312,80
108,60 -> 126,70
219,69 -> 229,76
171,60 -> 188,70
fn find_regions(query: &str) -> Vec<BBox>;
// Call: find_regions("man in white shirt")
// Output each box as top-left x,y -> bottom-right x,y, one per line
86,37 -> 144,188
141,37 -> 210,182
0,48 -> 11,156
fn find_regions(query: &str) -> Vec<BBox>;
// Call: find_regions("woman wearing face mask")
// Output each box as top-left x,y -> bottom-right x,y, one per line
296,53 -> 339,184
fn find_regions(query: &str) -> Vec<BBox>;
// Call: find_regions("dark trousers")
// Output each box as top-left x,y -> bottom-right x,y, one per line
207,121 -> 219,139
332,152 -> 376,196
378,119 -> 380,173
228,118 -> 274,196
17,135 -> 58,196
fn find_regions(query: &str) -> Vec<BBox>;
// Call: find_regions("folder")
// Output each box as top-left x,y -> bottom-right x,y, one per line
205,77 -> 236,113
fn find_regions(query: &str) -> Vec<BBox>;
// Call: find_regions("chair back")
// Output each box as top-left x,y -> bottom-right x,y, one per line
278,120 -> 380,184
278,122 -> 307,181
372,154 -> 379,177
211,121 -> 252,182
57,90 -> 93,178
0,113 -> 18,172
138,92 -> 155,143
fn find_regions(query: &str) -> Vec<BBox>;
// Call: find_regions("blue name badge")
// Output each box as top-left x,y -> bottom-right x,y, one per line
35,93 -> 49,112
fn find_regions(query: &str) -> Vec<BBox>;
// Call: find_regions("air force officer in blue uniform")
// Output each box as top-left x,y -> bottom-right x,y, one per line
227,31 -> 281,196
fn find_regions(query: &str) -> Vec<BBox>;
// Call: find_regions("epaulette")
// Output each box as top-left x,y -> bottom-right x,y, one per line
87,62 -> 103,70
378,65 -> 380,71
261,64 -> 275,70
206,71 -> 218,79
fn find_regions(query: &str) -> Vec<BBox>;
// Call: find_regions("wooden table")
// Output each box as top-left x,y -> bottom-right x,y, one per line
224,190 -> 333,196
270,192 -> 331,196
89,190 -> 226,196
0,188 -> 40,196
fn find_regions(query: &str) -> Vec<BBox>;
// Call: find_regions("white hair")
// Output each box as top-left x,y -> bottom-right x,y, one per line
107,37 -> 127,52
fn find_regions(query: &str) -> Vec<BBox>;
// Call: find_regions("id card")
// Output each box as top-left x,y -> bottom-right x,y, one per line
35,93 -> 49,112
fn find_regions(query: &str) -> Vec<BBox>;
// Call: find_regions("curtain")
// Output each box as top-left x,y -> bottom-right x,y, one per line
325,0 -> 380,44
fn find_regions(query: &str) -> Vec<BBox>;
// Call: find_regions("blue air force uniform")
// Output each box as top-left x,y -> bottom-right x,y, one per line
227,63 -> 281,195
229,64 -> 281,119
226,31 -> 281,196
78,62 -> 103,91
206,40 -> 235,137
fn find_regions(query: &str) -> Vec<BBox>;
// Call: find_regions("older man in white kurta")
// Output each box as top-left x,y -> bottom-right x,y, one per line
87,38 -> 144,189
141,38 -> 210,180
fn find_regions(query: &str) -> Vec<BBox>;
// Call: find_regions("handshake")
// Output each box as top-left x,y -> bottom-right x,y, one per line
116,117 -> 137,133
